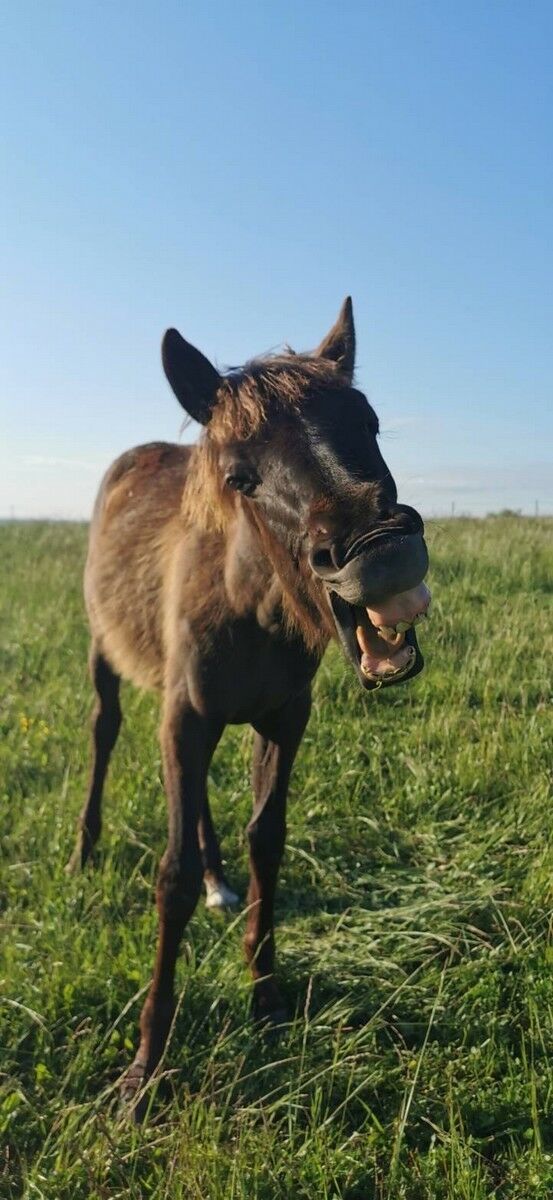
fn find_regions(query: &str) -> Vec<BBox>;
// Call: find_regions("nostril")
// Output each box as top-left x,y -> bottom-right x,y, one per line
310,546 -> 335,574
309,541 -> 345,574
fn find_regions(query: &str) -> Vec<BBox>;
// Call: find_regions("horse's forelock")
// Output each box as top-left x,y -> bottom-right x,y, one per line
181,354 -> 344,533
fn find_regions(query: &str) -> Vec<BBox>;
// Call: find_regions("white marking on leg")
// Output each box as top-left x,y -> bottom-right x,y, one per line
205,878 -> 239,909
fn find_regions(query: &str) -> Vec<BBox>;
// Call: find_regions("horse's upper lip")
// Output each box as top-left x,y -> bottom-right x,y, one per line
311,532 -> 429,609
340,526 -> 408,566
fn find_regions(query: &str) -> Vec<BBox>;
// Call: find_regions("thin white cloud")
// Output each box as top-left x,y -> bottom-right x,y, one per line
396,460 -> 553,515
20,454 -> 102,471
380,415 -> 427,435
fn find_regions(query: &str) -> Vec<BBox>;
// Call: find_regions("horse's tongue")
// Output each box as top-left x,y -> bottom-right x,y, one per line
366,583 -> 431,632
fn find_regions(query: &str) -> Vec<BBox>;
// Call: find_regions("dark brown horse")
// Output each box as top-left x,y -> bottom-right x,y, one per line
68,298 -> 430,1116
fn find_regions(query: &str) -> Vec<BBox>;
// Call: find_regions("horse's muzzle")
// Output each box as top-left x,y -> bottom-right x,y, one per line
309,527 -> 430,691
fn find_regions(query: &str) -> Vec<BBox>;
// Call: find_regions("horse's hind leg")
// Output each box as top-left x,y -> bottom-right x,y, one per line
199,794 -> 239,910
66,643 -> 122,873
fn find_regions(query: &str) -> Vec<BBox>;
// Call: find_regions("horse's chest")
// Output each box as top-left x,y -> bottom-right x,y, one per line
186,619 -> 319,723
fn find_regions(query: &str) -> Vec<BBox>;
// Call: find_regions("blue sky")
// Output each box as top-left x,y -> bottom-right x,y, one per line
1,0 -> 552,517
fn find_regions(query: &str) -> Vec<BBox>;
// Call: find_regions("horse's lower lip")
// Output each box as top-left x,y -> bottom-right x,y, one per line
360,645 -> 416,682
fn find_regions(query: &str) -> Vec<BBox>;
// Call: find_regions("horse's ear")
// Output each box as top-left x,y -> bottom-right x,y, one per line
315,296 -> 355,382
162,328 -> 221,425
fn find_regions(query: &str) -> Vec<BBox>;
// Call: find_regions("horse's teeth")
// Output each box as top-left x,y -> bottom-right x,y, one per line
377,620 -> 411,639
378,625 -> 396,640
377,606 -> 430,640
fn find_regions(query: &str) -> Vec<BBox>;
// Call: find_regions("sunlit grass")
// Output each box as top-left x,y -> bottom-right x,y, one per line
1,517 -> 552,1198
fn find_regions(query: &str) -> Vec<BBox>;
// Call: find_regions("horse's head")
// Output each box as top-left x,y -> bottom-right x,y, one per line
161,299 -> 430,690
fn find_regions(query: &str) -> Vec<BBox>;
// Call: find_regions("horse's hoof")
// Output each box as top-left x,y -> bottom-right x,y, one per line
65,847 -> 86,875
205,878 -> 239,910
259,1007 -> 289,1035
119,1058 -> 149,1123
65,835 -> 96,875
251,989 -> 289,1032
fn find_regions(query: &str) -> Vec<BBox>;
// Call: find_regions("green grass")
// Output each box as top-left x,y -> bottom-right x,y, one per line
1,516 -> 552,1199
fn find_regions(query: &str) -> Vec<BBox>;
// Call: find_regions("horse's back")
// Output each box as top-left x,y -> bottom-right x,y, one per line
85,442 -> 192,689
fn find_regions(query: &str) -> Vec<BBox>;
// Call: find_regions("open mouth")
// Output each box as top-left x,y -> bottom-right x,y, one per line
329,582 -> 431,690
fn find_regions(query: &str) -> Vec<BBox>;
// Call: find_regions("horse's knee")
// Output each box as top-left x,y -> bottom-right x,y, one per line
156,851 -> 203,923
247,812 -> 286,870
92,698 -> 121,750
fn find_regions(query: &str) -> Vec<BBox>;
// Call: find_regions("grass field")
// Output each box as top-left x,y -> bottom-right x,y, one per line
1,517 -> 552,1199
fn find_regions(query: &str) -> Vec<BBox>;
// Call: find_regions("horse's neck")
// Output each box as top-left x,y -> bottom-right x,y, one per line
223,510 -> 275,614
224,508 -> 333,652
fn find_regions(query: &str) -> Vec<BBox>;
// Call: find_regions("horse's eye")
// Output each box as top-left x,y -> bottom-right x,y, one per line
225,471 -> 259,497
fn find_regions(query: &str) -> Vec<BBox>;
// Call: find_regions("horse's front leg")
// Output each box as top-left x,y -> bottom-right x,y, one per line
245,687 -> 311,1024
122,698 -> 223,1118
